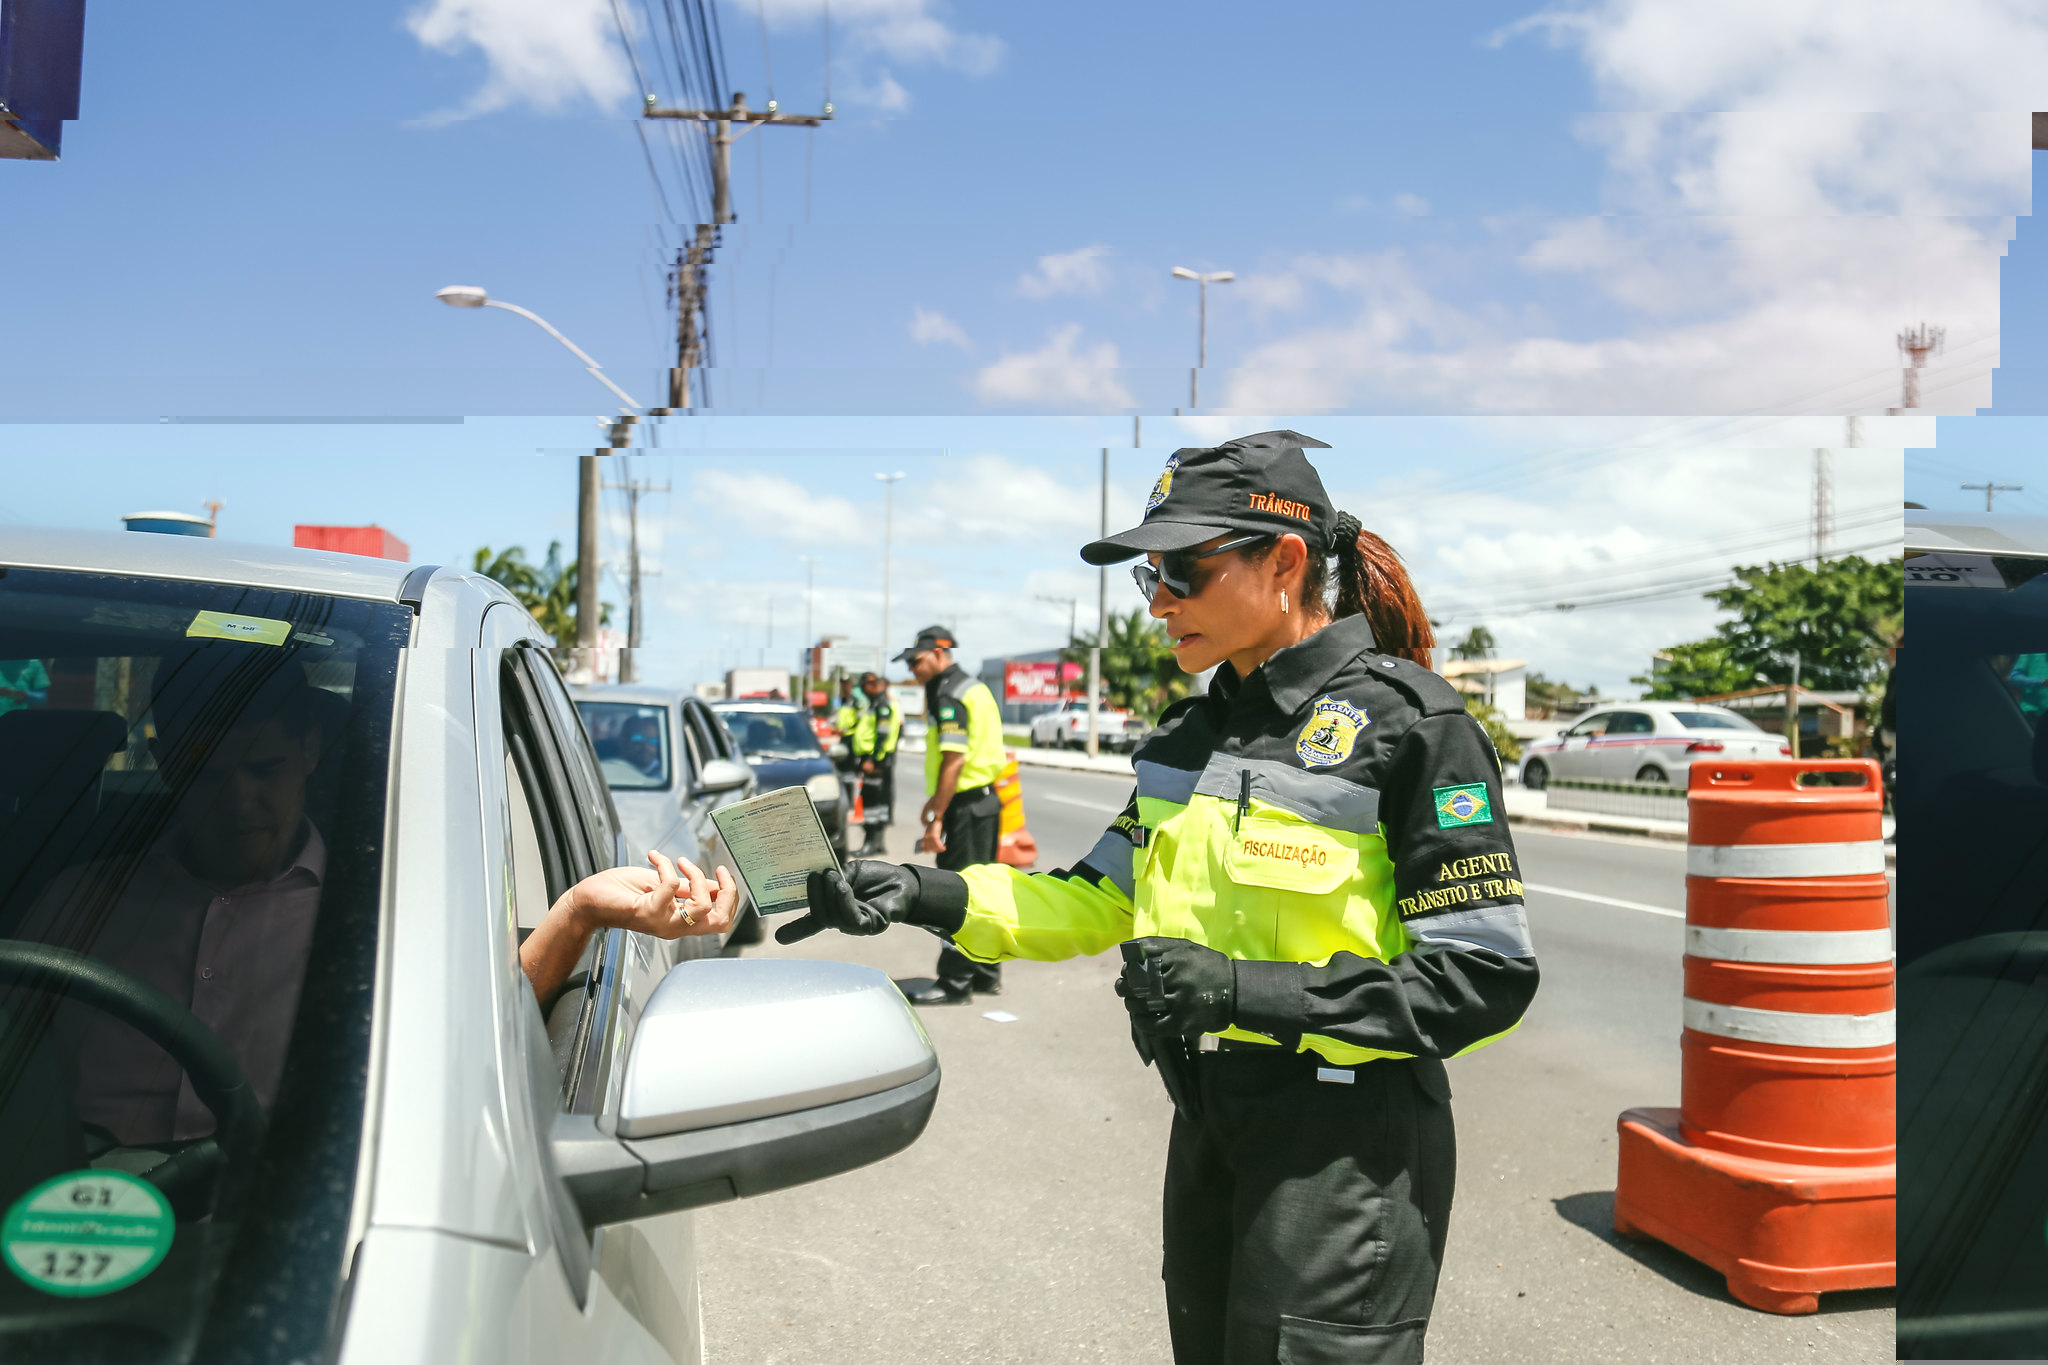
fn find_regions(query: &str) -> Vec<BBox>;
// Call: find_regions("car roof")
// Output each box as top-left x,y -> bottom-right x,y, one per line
1904,507 -> 2048,558
568,684 -> 688,706
4,526 -> 418,600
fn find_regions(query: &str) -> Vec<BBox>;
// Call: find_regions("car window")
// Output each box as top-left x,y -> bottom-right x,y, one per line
718,708 -> 824,758
1564,714 -> 1609,737
576,701 -> 672,791
1898,556 -> 2048,1352
517,649 -> 619,860
681,701 -> 722,774
1605,711 -> 1655,735
0,567 -> 406,1356
1670,710 -> 1760,732
708,707 -> 742,761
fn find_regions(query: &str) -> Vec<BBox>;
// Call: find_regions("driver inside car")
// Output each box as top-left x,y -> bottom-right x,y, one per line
20,647 -> 735,1152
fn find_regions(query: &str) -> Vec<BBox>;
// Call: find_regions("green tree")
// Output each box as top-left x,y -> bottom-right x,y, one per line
471,542 -> 611,645
1634,556 -> 1901,699
1524,671 -> 1597,718
1632,639 -> 1753,700
1450,625 -> 1496,661
1075,609 -> 1192,722
1465,695 -> 1522,763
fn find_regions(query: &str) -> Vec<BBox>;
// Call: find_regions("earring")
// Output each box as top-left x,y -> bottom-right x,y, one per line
1282,590 -> 1290,615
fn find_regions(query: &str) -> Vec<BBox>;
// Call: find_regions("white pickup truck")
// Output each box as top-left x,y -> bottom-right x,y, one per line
1028,699 -> 1146,753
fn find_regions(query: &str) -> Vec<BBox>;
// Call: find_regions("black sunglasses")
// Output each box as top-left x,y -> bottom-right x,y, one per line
1131,533 -> 1271,604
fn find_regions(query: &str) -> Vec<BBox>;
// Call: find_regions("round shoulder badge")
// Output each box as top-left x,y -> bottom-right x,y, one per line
1144,454 -> 1181,515
2,1169 -> 174,1297
1296,696 -> 1369,768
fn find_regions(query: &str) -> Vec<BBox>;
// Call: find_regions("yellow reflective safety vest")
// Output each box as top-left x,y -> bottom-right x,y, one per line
834,698 -> 860,740
924,665 -> 1006,794
954,614 -> 1538,1069
851,696 -> 901,761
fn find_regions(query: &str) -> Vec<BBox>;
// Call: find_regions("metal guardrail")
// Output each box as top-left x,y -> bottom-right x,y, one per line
1545,778 -> 1688,822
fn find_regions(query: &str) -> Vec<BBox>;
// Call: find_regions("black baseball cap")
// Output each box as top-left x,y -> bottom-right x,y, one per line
891,624 -> 957,664
1080,430 -> 1335,566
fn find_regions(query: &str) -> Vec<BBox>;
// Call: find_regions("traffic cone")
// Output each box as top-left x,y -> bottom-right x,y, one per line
1613,759 -> 1894,1314
995,753 -> 1037,868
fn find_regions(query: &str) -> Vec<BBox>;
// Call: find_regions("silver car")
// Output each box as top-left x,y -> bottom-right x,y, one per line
1517,700 -> 1790,788
569,685 -> 760,946
0,529 -> 937,1363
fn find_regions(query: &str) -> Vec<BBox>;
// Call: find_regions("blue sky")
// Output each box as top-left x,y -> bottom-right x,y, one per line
11,0 -> 2033,690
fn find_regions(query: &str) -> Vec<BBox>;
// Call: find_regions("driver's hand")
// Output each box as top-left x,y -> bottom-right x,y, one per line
574,852 -> 737,940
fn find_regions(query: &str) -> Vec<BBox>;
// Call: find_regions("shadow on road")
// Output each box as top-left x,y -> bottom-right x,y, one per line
1552,1191 -> 1897,1317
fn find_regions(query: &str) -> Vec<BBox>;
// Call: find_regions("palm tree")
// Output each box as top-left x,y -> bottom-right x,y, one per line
1077,609 -> 1191,721
471,541 -> 609,646
1451,625 -> 1496,661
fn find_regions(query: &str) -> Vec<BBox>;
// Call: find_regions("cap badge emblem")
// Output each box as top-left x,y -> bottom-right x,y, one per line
1145,454 -> 1181,515
1297,696 -> 1368,768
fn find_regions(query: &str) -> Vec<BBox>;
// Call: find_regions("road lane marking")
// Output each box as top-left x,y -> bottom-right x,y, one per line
1523,882 -> 1683,919
1033,792 -> 1128,814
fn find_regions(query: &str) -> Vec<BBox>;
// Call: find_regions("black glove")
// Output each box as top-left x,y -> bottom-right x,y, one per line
775,861 -> 969,945
1115,937 -> 1236,1038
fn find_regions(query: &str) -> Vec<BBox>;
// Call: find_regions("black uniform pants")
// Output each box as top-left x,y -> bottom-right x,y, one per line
933,784 -> 1002,992
860,755 -> 895,831
1162,1050 -> 1456,1365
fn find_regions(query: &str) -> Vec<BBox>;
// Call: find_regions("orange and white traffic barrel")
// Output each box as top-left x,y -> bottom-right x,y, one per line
1614,758 -> 1894,1315
995,752 -> 1038,868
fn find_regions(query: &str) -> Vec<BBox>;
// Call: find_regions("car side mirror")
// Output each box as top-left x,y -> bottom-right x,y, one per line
697,757 -> 752,794
550,959 -> 939,1227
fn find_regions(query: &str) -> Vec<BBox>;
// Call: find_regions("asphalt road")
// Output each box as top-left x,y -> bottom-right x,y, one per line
695,763 -> 1894,1364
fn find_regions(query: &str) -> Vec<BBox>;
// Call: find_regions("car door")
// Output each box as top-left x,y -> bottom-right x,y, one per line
1552,712 -> 1610,780
493,634 -> 701,1364
1598,710 -> 1658,780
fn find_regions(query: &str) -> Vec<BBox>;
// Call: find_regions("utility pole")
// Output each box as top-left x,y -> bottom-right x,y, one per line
1890,322 -> 1945,414
1171,267 -> 1234,408
577,457 -> 601,675
1963,479 -> 2023,512
1089,447 -> 1108,758
602,471 -> 670,683
203,499 -> 223,538
876,472 -> 906,658
799,555 -> 816,681
1812,450 -> 1833,563
645,92 -> 834,412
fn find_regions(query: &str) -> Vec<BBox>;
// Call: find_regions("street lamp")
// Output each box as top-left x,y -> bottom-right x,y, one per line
1170,266 -> 1234,409
798,554 -> 817,682
436,284 -> 644,672
433,286 -> 642,413
875,472 -> 906,669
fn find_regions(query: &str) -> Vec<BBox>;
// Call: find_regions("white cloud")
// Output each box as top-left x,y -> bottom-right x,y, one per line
406,0 -> 634,122
1392,192 -> 1431,217
756,0 -> 1001,115
1017,245 -> 1113,300
1336,194 -> 1372,214
909,307 -> 970,350
691,468 -> 862,545
1210,1 -> 2042,415
972,326 -> 1137,410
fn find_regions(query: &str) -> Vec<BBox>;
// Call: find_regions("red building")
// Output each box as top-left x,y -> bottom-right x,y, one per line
293,525 -> 410,561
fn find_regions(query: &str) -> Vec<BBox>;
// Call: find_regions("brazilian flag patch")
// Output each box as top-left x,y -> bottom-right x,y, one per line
1433,784 -> 1492,828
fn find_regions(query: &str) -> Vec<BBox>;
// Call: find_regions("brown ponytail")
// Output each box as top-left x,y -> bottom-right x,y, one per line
1330,513 -> 1434,670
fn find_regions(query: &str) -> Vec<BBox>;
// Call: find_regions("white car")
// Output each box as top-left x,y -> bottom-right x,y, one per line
1517,701 -> 1790,789
1028,699 -> 1145,753
0,529 -> 937,1363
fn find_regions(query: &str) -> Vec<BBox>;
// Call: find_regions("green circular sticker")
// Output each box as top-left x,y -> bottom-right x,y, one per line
2,1170 -> 173,1297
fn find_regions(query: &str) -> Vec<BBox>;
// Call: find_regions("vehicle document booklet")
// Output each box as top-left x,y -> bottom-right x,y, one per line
709,786 -> 842,916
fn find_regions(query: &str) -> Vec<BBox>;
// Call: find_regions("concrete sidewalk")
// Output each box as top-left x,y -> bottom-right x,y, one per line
903,740 -> 1135,778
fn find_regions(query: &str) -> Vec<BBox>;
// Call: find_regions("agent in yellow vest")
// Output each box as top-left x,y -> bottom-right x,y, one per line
889,625 -> 1006,1003
779,433 -> 1538,1365
849,670 -> 902,856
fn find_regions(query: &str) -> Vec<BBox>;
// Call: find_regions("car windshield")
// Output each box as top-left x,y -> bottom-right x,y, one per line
0,566 -> 407,1359
577,702 -> 671,790
1670,710 -> 1761,732
718,709 -> 820,758
1898,553 -> 2048,1354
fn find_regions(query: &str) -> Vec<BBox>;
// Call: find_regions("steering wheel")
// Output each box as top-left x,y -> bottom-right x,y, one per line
0,941 -> 265,1218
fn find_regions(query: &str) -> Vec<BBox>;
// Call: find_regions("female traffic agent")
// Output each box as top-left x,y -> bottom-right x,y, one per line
779,431 -> 1538,1364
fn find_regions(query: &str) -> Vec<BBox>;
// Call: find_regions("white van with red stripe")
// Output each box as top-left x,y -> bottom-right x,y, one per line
1518,701 -> 1789,788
